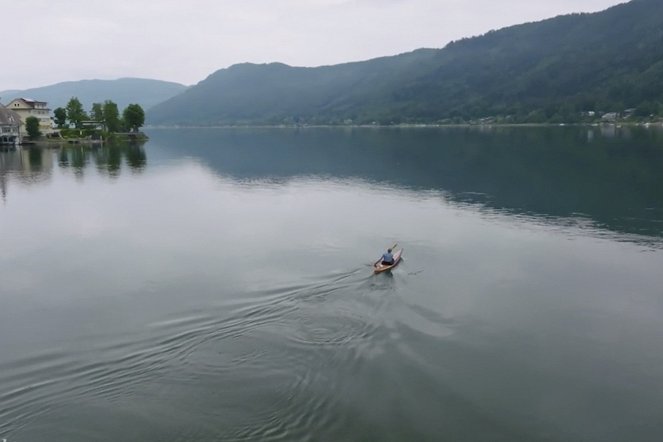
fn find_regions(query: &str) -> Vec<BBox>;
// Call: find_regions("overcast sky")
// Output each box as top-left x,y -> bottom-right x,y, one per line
4,0 -> 624,90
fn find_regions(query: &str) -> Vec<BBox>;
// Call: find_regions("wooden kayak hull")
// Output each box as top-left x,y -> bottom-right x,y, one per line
373,249 -> 403,274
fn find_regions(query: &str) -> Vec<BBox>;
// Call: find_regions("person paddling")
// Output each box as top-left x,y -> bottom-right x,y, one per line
381,248 -> 395,265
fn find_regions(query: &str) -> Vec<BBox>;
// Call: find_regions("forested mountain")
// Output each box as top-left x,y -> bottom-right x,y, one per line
148,0 -> 663,126
0,78 -> 187,112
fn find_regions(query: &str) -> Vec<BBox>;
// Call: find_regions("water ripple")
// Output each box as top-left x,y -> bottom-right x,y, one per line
1,267 -> 404,440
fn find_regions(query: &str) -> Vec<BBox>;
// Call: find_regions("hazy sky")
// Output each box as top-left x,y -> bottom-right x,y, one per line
4,0 -> 624,90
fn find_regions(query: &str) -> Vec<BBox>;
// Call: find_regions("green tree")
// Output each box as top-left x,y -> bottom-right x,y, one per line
66,97 -> 87,128
634,101 -> 661,118
123,104 -> 145,132
90,102 -> 104,122
25,116 -> 42,139
53,107 -> 67,128
103,100 -> 121,133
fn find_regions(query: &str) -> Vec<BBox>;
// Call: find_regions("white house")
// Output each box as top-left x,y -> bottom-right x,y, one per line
5,98 -> 54,136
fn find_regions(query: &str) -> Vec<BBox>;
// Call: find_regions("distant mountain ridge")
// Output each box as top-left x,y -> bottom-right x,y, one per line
148,0 -> 663,126
0,78 -> 187,112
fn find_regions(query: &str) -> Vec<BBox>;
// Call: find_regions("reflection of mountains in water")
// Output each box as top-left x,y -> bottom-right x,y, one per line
148,126 -> 663,239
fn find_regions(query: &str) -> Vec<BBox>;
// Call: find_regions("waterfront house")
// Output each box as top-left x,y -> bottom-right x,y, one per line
5,98 -> 54,136
601,112 -> 619,122
0,102 -> 21,145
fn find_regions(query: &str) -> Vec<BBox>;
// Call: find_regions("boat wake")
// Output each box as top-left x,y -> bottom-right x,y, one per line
0,265 -> 422,441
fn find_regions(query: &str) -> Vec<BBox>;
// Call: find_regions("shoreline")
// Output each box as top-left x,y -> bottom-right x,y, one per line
18,132 -> 148,148
144,121 -> 663,130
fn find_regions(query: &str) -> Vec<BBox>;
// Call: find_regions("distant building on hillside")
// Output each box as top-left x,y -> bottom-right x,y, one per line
623,108 -> 636,118
601,112 -> 618,122
0,102 -> 22,145
5,98 -> 54,136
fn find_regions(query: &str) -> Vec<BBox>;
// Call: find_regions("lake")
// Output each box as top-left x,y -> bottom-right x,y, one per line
1,126 -> 663,441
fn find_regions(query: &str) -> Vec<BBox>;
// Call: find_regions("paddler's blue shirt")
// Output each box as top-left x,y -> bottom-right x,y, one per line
382,252 -> 394,264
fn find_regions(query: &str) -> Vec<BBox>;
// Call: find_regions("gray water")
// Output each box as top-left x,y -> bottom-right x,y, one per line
1,126 -> 663,442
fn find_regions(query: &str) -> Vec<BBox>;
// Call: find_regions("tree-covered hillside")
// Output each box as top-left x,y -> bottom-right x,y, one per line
148,0 -> 663,126
417,0 -> 663,123
147,49 -> 440,126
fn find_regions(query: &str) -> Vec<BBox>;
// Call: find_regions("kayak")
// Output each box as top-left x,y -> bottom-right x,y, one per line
373,249 -> 403,274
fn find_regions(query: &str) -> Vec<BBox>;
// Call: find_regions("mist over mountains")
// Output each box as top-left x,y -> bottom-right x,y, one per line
3,0 -> 661,125
0,78 -> 186,112
148,0 -> 663,126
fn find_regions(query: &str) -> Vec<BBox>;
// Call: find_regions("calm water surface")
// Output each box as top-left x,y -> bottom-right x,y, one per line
1,127 -> 663,441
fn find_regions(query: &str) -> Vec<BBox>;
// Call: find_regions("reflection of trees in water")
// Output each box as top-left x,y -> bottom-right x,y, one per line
27,147 -> 43,171
0,142 -> 147,199
57,142 -> 147,178
0,147 -> 55,202
0,147 -> 53,183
